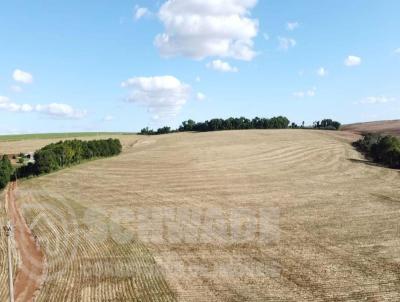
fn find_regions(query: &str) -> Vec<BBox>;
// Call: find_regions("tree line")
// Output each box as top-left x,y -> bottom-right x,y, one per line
353,133 -> 400,169
312,119 -> 341,130
140,117 -> 341,135
0,155 -> 13,190
15,138 -> 122,178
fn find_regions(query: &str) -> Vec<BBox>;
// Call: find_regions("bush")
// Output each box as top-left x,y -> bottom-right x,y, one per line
353,134 -> 400,169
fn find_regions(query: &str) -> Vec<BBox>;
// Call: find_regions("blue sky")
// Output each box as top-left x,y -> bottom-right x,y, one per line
0,0 -> 399,134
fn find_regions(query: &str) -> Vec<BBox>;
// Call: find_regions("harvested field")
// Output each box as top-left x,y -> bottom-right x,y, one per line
0,133 -> 135,155
342,120 -> 400,137
1,130 -> 400,301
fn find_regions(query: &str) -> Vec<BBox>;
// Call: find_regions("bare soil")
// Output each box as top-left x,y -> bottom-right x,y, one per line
342,120 -> 400,137
7,181 -> 45,302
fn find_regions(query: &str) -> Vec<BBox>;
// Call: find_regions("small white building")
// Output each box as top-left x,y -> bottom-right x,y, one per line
24,152 -> 35,164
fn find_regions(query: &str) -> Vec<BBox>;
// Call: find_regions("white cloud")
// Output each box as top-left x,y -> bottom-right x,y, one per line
0,96 -> 10,104
293,91 -> 305,98
196,92 -> 206,101
134,6 -> 150,20
317,67 -> 327,77
103,115 -> 115,121
206,59 -> 238,72
13,69 -> 33,84
278,37 -> 296,51
121,75 -> 190,120
0,96 -> 34,113
35,103 -> 87,119
307,88 -> 316,97
358,96 -> 395,104
286,21 -> 299,31
154,0 -> 259,61
10,85 -> 23,93
293,87 -> 316,98
344,55 -> 361,67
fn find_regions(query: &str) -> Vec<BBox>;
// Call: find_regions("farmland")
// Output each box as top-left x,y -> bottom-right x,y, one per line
1,130 -> 400,301
342,120 -> 400,137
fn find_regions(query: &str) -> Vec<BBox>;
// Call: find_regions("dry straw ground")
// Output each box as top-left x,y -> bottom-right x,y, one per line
1,130 -> 400,301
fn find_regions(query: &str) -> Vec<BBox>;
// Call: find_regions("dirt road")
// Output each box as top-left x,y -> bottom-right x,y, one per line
7,181 -> 45,302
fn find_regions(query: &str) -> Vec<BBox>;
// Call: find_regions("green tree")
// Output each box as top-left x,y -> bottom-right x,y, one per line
0,155 -> 13,189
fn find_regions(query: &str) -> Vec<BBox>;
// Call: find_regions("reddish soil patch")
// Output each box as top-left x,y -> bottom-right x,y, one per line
342,120 -> 400,137
7,182 -> 45,302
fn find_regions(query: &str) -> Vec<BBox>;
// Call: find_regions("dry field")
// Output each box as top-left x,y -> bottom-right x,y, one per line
1,130 -> 400,301
0,133 -> 129,155
342,120 -> 400,137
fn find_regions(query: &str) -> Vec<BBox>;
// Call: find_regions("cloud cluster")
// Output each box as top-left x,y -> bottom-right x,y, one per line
344,55 -> 361,66
278,37 -> 296,51
36,103 -> 87,119
293,87 -> 316,98
155,0 -> 259,61
103,115 -> 115,121
0,96 -> 87,119
317,67 -> 327,77
207,59 -> 238,72
134,6 -> 150,20
286,22 -> 299,31
196,92 -> 206,101
121,76 -> 191,120
13,69 -> 33,84
0,96 -> 34,112
358,96 -> 395,105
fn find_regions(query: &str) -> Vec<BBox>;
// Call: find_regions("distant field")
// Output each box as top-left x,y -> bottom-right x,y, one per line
0,133 -> 137,155
1,130 -> 399,301
0,132 -> 134,142
342,120 -> 400,137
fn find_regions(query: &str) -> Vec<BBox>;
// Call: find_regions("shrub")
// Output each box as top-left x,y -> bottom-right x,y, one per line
353,134 -> 400,169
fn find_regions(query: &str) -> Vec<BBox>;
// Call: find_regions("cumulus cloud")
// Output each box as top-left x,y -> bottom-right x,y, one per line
13,69 -> 33,84
278,37 -> 296,51
196,92 -> 206,101
154,0 -> 259,61
358,96 -> 395,104
121,75 -> 191,120
317,67 -> 327,77
286,21 -> 299,31
206,59 -> 238,72
0,96 -> 10,104
0,96 -> 34,112
0,96 -> 87,119
35,103 -> 87,119
344,55 -> 361,66
134,6 -> 150,20
293,87 -> 316,98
